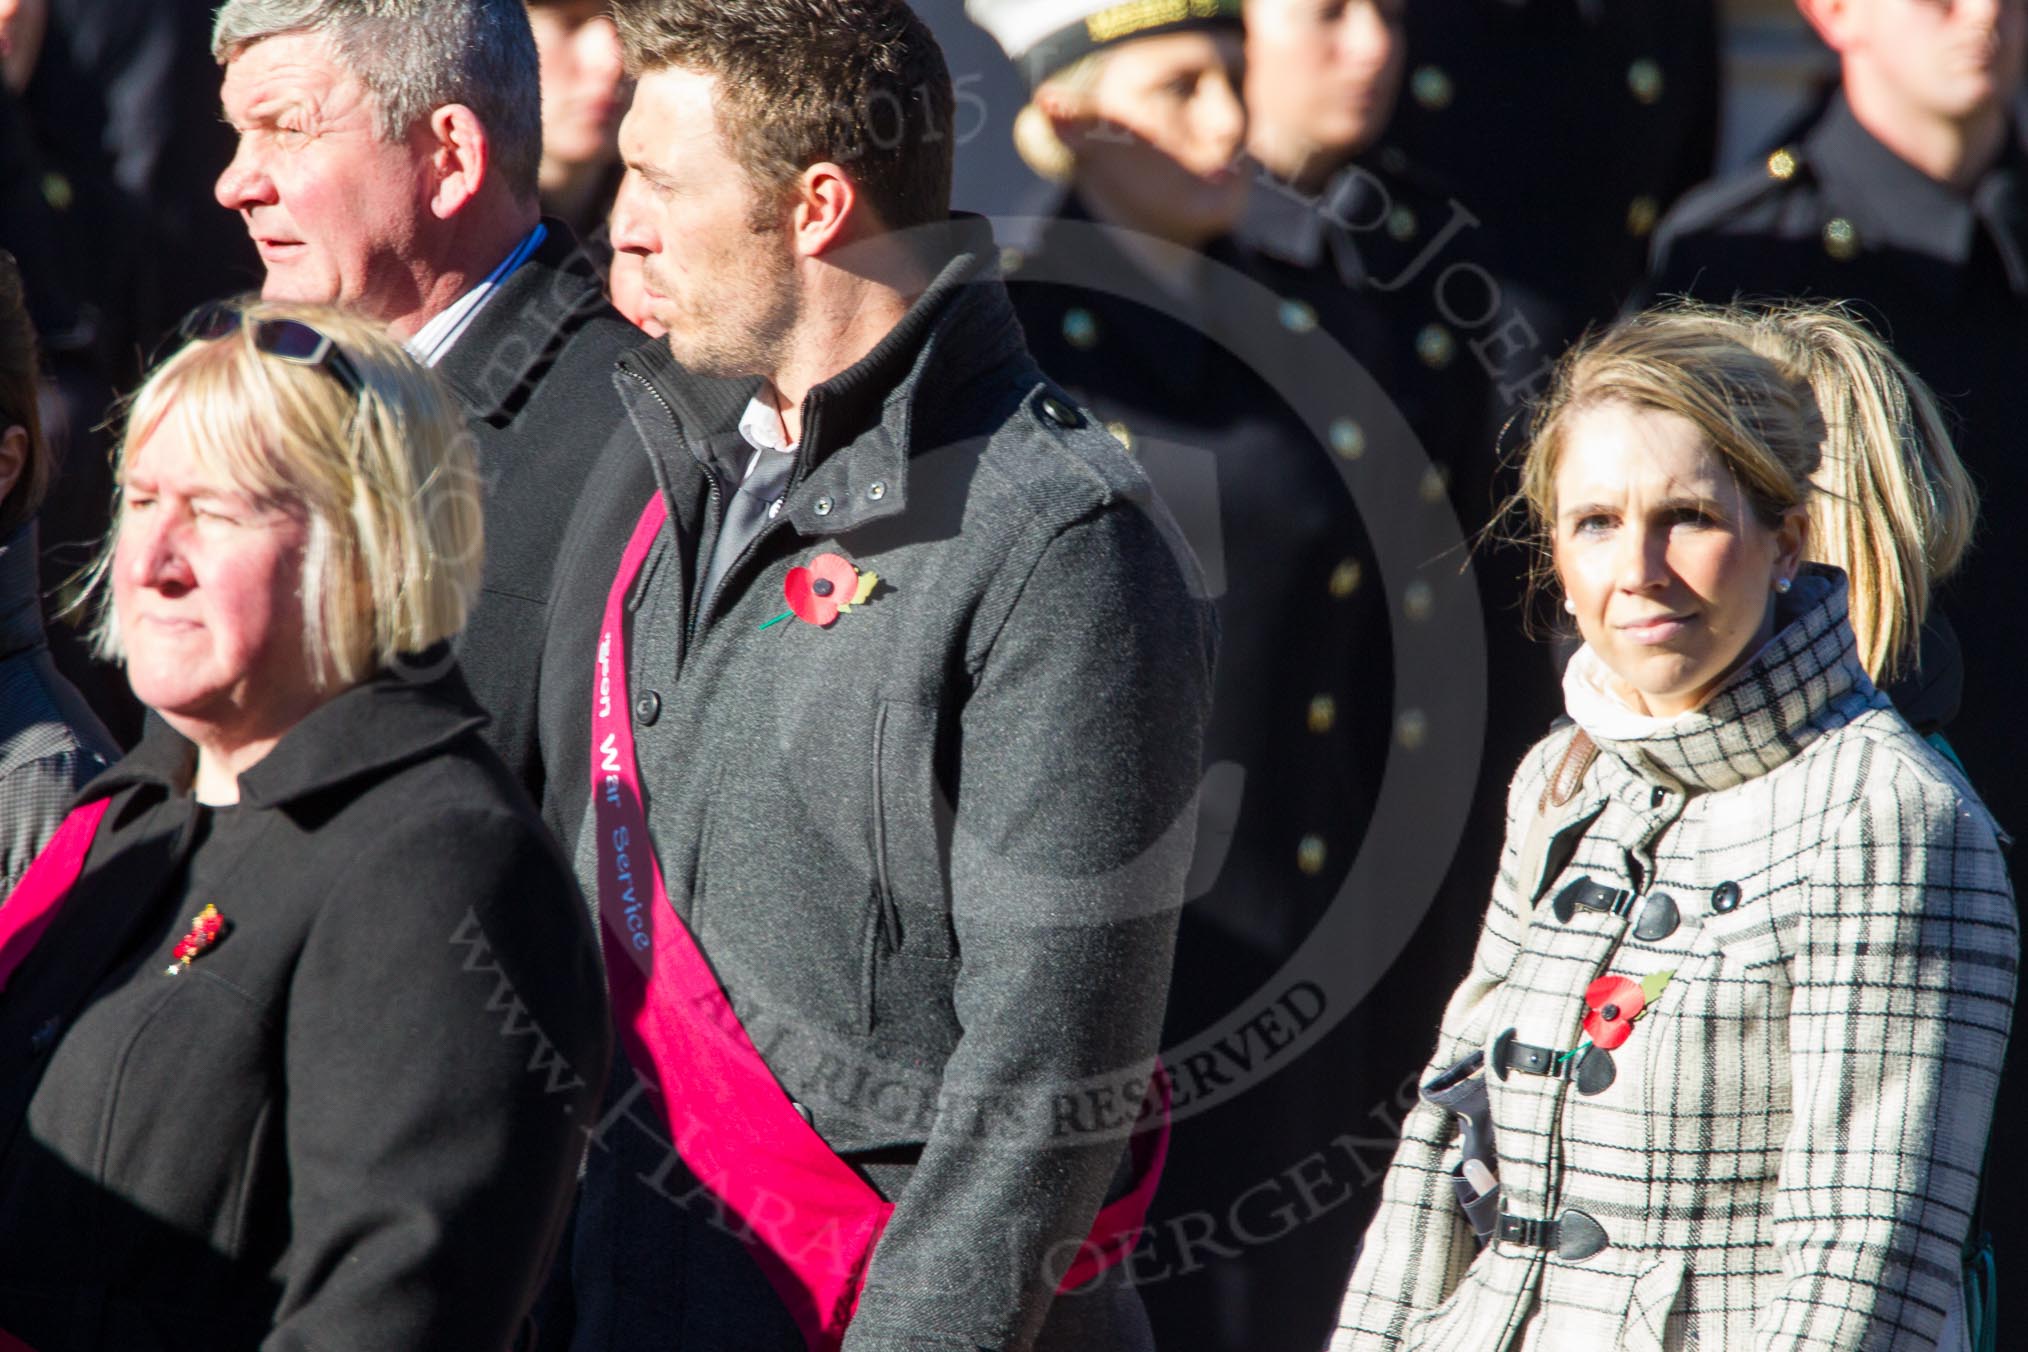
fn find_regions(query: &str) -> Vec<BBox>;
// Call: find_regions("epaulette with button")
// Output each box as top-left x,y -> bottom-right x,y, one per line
1649,144 -> 1816,250
1031,386 -> 1087,432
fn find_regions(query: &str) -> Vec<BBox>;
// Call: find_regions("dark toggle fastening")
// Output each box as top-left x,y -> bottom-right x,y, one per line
1492,1028 -> 1617,1095
1551,876 -> 1681,941
1632,891 -> 1680,942
1552,877 -> 1631,923
1496,1208 -> 1610,1261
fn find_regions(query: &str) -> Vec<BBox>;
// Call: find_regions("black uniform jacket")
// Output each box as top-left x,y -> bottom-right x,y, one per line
1006,198 -> 1403,1350
436,219 -> 649,802
1386,0 -> 1721,336
0,667 -> 610,1352
1008,195 -> 1391,970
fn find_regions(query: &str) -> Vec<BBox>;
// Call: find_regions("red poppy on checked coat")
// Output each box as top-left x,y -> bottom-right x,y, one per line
1581,969 -> 1674,1050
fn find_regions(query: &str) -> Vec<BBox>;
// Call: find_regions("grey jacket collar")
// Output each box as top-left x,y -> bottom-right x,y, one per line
1584,566 -> 1876,795
622,213 -> 1027,539
0,522 -> 45,664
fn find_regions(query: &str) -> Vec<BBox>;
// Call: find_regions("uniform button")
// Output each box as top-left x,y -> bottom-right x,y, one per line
792,1100 -> 814,1125
1329,418 -> 1366,459
1307,695 -> 1338,735
634,691 -> 661,726
40,172 -> 72,213
867,481 -> 887,502
1411,65 -> 1454,111
1105,420 -> 1135,452
1420,464 -> 1451,504
1626,195 -> 1660,238
28,1016 -> 60,1057
1062,308 -> 1100,349
1328,558 -> 1364,599
1627,58 -> 1665,105
813,495 -> 835,516
1416,323 -> 1457,369
1767,147 -> 1800,181
1823,217 -> 1860,262
1396,708 -> 1430,751
1279,299 -> 1319,334
1040,395 -> 1082,429
1650,786 -> 1667,808
1710,881 -> 1743,914
1404,580 -> 1435,622
1297,835 -> 1328,876
1388,206 -> 1419,242
999,246 -> 1026,275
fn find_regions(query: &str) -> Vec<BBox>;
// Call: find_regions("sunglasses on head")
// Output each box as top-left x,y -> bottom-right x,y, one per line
178,302 -> 365,400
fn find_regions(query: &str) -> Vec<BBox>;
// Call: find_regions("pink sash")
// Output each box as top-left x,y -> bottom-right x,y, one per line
0,796 -> 111,1352
591,493 -> 1168,1352
0,800 -> 110,994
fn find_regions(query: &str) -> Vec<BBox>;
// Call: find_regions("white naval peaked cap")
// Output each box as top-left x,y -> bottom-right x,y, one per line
966,0 -> 1243,89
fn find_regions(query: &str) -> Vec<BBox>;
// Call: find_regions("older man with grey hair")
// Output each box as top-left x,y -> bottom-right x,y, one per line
212,0 -> 643,800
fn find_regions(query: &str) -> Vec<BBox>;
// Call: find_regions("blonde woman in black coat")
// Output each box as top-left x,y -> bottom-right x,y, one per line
0,300 -> 610,1351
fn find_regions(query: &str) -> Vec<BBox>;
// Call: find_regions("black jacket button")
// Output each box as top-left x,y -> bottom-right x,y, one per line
634,692 -> 662,726
1040,396 -> 1082,429
1710,881 -> 1742,914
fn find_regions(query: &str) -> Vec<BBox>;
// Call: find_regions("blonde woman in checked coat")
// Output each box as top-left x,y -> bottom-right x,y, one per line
1334,305 -> 2017,1351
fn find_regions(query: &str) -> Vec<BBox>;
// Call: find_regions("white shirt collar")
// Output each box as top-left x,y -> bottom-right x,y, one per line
736,393 -> 798,476
405,222 -> 547,368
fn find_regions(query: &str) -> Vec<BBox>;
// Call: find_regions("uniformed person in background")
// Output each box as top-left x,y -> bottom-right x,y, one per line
1645,0 -> 2028,1289
1383,0 -> 1721,345
970,3 -> 1416,1348
1230,2 -> 1572,1332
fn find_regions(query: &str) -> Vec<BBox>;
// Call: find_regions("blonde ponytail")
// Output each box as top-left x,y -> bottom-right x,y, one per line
1744,305 -> 1976,682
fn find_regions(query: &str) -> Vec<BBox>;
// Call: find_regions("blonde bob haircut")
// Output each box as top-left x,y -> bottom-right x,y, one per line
92,299 -> 485,687
1513,299 -> 1975,684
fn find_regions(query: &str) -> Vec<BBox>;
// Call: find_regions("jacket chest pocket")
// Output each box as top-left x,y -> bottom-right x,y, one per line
869,700 -> 960,1047
1635,888 -> 1794,1151
692,695 -> 958,1043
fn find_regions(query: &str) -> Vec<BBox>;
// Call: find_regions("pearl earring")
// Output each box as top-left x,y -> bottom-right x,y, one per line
1563,597 -> 1578,615
1774,577 -> 1793,595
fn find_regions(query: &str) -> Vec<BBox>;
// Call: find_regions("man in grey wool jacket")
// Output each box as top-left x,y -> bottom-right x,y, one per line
533,1 -> 1217,1349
